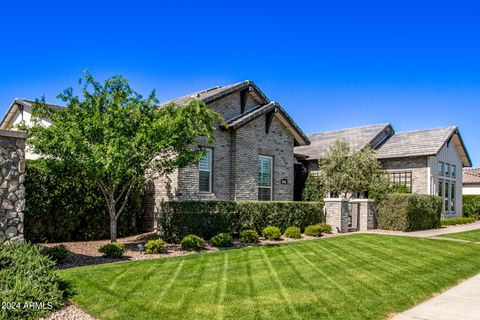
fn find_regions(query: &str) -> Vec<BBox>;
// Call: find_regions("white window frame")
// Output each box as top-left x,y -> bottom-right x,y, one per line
198,148 -> 212,193
258,155 -> 273,201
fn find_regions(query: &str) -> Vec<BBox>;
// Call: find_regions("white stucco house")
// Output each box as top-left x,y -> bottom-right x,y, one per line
463,169 -> 480,195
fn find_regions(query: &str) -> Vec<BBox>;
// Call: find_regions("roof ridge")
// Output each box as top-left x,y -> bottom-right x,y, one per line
308,123 -> 390,136
393,126 -> 457,135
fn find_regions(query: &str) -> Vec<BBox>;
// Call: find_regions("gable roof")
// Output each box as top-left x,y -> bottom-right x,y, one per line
294,123 -> 392,159
0,98 -> 64,129
464,168 -> 480,185
376,126 -> 472,166
160,80 -> 269,107
222,102 -> 310,146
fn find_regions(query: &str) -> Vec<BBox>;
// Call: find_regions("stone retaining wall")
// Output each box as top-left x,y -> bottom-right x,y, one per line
0,129 -> 26,243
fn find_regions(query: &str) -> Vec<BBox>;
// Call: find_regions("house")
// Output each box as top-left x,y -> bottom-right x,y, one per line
0,82 -> 310,230
463,168 -> 480,195
295,123 -> 472,217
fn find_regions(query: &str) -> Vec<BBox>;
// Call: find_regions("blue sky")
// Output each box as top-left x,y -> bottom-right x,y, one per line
1,1 -> 479,165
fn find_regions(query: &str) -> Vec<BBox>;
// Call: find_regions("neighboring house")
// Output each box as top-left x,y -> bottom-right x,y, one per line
295,123 -> 472,217
463,168 -> 480,195
0,98 -> 60,159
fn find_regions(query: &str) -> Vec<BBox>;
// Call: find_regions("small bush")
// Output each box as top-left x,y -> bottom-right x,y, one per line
377,194 -> 442,231
98,243 -> 125,258
463,195 -> 480,219
317,223 -> 332,234
42,245 -> 69,264
144,239 -> 166,254
240,230 -> 259,243
441,217 -> 476,226
210,233 -> 233,247
305,224 -> 323,237
284,226 -> 301,239
181,235 -> 205,251
262,226 -> 281,240
0,242 -> 64,319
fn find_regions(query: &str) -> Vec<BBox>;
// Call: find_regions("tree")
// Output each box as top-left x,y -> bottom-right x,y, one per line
318,139 -> 390,199
26,72 -> 220,242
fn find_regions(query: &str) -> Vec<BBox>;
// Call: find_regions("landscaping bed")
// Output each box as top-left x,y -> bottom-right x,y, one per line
59,234 -> 480,320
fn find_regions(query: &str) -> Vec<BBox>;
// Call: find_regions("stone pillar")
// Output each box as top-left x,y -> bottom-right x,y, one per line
0,129 -> 27,244
323,198 -> 350,233
351,199 -> 376,231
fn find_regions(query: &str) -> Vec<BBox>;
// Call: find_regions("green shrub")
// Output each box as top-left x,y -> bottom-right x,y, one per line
98,243 -> 125,258
25,159 -> 141,242
240,230 -> 259,243
317,223 -> 332,234
210,233 -> 233,247
463,195 -> 480,219
262,226 -> 281,240
441,217 -> 476,226
284,226 -> 301,239
158,201 -> 324,242
42,245 -> 69,264
305,224 -> 322,237
377,194 -> 442,231
144,239 -> 166,254
181,235 -> 205,251
0,242 -> 64,319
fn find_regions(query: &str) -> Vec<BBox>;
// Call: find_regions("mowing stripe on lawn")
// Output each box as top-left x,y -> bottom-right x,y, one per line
215,253 -> 229,320
154,259 -> 185,307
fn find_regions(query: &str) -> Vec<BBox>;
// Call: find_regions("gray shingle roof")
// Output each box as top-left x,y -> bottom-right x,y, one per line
376,126 -> 456,159
14,98 -> 64,110
294,123 -> 391,159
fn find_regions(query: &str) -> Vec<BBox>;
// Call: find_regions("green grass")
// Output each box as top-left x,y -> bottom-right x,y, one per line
60,234 -> 480,320
441,229 -> 480,242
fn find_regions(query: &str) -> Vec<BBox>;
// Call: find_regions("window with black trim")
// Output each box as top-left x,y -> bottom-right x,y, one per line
199,148 -> 212,193
388,171 -> 412,191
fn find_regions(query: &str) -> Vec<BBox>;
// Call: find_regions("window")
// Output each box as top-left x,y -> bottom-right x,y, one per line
444,180 -> 449,213
451,183 -> 455,213
438,179 -> 443,198
445,163 -> 450,177
199,149 -> 212,193
258,155 -> 273,201
388,171 -> 412,191
438,162 -> 444,176
451,165 -> 456,178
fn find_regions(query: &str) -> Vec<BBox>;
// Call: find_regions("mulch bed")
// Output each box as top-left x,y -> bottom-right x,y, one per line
41,231 -> 341,269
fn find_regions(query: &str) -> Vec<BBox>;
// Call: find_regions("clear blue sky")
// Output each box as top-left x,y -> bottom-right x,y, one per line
1,1 -> 479,165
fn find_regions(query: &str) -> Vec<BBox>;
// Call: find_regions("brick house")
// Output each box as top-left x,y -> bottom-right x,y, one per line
140,81 -> 309,228
295,123 -> 472,217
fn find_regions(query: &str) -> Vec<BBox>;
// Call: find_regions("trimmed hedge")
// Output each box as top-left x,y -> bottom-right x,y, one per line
210,233 -> 233,247
284,226 -> 301,239
262,226 -> 281,240
25,159 -> 141,242
144,239 -> 167,254
441,217 -> 476,226
377,194 -> 442,231
181,235 -> 205,251
463,195 -> 480,220
158,201 -> 324,243
98,243 -> 125,258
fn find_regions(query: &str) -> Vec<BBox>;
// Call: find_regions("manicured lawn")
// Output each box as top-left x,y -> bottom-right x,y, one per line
60,234 -> 480,320
441,229 -> 480,242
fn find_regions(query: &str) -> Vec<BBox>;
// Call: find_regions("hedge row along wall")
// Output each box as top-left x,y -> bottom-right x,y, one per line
376,194 -> 442,231
158,201 -> 325,243
463,195 -> 480,220
24,160 -> 142,242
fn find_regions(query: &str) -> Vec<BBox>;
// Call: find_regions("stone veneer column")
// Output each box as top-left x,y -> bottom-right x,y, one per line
323,198 -> 350,233
0,129 -> 26,244
350,199 -> 376,231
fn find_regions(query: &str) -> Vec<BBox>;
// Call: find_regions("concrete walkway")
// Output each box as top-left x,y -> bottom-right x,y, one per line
363,220 -> 480,238
393,274 -> 480,320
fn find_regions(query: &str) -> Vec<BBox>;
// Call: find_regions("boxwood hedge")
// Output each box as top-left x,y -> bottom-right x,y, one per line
463,195 -> 480,220
158,201 -> 324,243
377,194 -> 442,231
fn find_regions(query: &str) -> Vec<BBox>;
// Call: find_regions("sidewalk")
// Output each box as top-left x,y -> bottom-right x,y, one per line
363,221 -> 480,238
393,274 -> 480,320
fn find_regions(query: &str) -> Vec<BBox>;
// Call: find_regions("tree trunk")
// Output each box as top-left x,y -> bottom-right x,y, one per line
110,217 -> 117,243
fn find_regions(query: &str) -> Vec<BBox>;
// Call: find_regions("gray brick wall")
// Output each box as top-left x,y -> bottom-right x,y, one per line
381,156 -> 429,194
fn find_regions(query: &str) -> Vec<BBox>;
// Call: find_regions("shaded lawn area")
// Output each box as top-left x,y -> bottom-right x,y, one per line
59,234 -> 480,320
441,229 -> 480,242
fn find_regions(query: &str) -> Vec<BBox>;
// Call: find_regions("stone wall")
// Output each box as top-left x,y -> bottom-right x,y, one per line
0,130 -> 26,243
324,198 -> 350,233
324,198 -> 376,233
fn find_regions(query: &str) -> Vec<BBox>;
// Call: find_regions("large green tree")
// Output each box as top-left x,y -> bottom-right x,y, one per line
27,73 -> 219,242
307,139 -> 390,199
